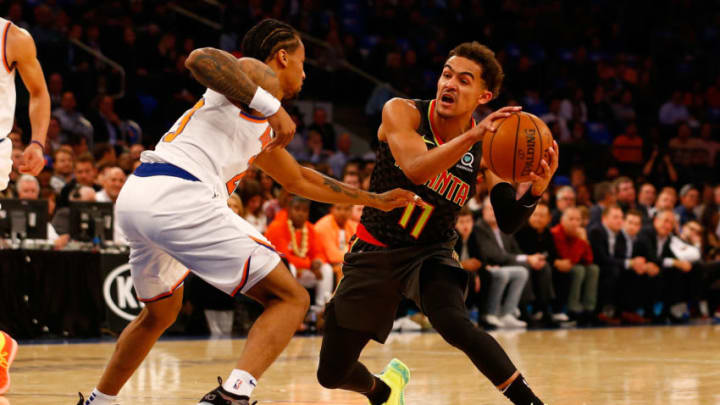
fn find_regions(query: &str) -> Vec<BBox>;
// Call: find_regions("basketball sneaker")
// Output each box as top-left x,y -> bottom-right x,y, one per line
198,377 -> 256,405
0,330 -> 18,395
76,392 -> 118,405
375,358 -> 410,405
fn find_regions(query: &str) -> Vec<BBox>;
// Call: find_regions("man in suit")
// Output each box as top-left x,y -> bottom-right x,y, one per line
616,209 -> 654,323
589,204 -> 651,324
637,183 -> 656,226
515,202 -> 562,325
476,198 -> 537,328
588,182 -> 616,230
634,210 -> 696,321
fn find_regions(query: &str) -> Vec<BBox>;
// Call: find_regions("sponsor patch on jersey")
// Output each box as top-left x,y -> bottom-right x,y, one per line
455,152 -> 474,172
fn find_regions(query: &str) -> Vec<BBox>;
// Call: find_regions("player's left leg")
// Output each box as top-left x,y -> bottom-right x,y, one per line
0,330 -> 18,395
419,263 -> 546,405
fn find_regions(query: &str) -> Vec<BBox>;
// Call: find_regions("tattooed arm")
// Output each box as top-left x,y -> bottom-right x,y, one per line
185,47 -> 296,149
185,47 -> 281,103
254,148 -> 421,211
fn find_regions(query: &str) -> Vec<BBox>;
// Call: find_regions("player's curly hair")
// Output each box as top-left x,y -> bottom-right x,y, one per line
448,42 -> 504,99
241,19 -> 300,62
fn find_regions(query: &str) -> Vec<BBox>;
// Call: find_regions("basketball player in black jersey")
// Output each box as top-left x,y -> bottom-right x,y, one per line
316,42 -> 559,405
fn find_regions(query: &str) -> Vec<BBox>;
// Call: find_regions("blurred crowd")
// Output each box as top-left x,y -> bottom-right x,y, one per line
2,0 -> 720,334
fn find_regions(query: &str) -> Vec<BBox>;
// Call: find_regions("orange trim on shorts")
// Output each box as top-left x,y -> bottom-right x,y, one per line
2,22 -> 12,73
138,269 -> 191,303
231,257 -> 251,296
249,235 -> 277,252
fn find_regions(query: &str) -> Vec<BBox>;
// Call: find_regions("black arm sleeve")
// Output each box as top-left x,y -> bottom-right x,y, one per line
490,183 -> 540,234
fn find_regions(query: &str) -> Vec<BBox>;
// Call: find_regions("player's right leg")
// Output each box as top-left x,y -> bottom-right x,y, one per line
78,286 -> 184,405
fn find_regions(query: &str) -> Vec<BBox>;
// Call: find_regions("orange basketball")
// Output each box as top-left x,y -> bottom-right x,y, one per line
482,112 -> 553,183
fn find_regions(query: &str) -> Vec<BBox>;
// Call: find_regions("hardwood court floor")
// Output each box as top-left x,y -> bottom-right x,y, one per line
4,325 -> 720,405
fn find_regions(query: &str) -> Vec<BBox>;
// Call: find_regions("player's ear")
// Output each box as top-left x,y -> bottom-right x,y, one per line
477,90 -> 493,105
276,49 -> 289,68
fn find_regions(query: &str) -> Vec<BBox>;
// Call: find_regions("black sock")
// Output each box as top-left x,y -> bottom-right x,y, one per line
502,374 -> 543,405
365,376 -> 391,405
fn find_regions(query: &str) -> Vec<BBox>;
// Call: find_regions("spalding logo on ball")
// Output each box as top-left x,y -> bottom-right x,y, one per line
482,112 -> 553,183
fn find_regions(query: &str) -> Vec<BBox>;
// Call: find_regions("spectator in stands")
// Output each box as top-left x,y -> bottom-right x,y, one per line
52,185 -> 97,235
309,107 -> 337,151
635,210 -> 700,322
611,122 -> 643,170
49,148 -> 74,194
552,185 -> 576,226
653,188 -> 678,220
15,175 -> 66,248
265,197 -> 334,310
315,203 -> 358,282
514,202 -> 564,325
227,193 -> 243,217
95,167 -> 126,204
614,176 -> 636,212
618,210 -> 655,323
93,143 -> 117,167
552,207 -> 599,324
675,184 -> 700,226
454,207 -> 483,287
239,179 -> 267,234
52,91 -> 93,148
669,123 -> 698,176
475,198 -> 529,329
643,146 -> 679,188
327,133 -> 353,178
0,146 -> 24,198
637,183 -> 657,224
695,123 -> 720,169
57,153 -> 102,208
588,181 -> 616,229
297,130 -> 327,164
658,91 -> 690,126
48,72 -> 63,109
90,95 -> 126,145
700,185 -> 720,256
45,116 -> 65,152
588,205 -> 630,324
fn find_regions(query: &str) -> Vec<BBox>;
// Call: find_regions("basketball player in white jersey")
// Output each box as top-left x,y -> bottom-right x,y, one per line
77,19 -> 420,405
0,17 -> 50,396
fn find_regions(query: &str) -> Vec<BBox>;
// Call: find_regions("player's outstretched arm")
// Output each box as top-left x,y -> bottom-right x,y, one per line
7,25 -> 50,176
254,148 -> 421,212
382,98 -> 519,185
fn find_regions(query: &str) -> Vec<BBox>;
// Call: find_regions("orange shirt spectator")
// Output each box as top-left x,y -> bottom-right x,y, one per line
611,123 -> 643,163
315,204 -> 358,279
265,214 -> 325,273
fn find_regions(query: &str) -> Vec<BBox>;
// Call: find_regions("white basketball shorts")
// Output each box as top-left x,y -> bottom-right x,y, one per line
116,164 -> 280,302
0,138 -> 11,191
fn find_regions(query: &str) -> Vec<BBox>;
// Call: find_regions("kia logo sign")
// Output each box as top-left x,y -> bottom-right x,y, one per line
103,264 -> 144,321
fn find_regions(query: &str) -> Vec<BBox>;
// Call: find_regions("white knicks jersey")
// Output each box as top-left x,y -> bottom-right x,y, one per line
0,17 -> 17,139
141,88 -> 272,199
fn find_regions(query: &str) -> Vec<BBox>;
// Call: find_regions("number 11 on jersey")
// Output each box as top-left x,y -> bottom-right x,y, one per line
398,202 -> 435,239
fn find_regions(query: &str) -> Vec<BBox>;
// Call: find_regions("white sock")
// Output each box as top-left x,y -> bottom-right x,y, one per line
84,388 -> 117,405
223,369 -> 257,398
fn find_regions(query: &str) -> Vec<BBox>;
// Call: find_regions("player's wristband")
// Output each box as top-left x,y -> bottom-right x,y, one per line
517,188 -> 541,208
249,87 -> 281,117
30,140 -> 45,152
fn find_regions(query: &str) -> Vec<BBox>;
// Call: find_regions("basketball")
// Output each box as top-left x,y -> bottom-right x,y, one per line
482,112 -> 553,183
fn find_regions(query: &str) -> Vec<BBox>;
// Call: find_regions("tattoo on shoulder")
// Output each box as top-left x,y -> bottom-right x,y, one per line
189,50 -> 256,104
